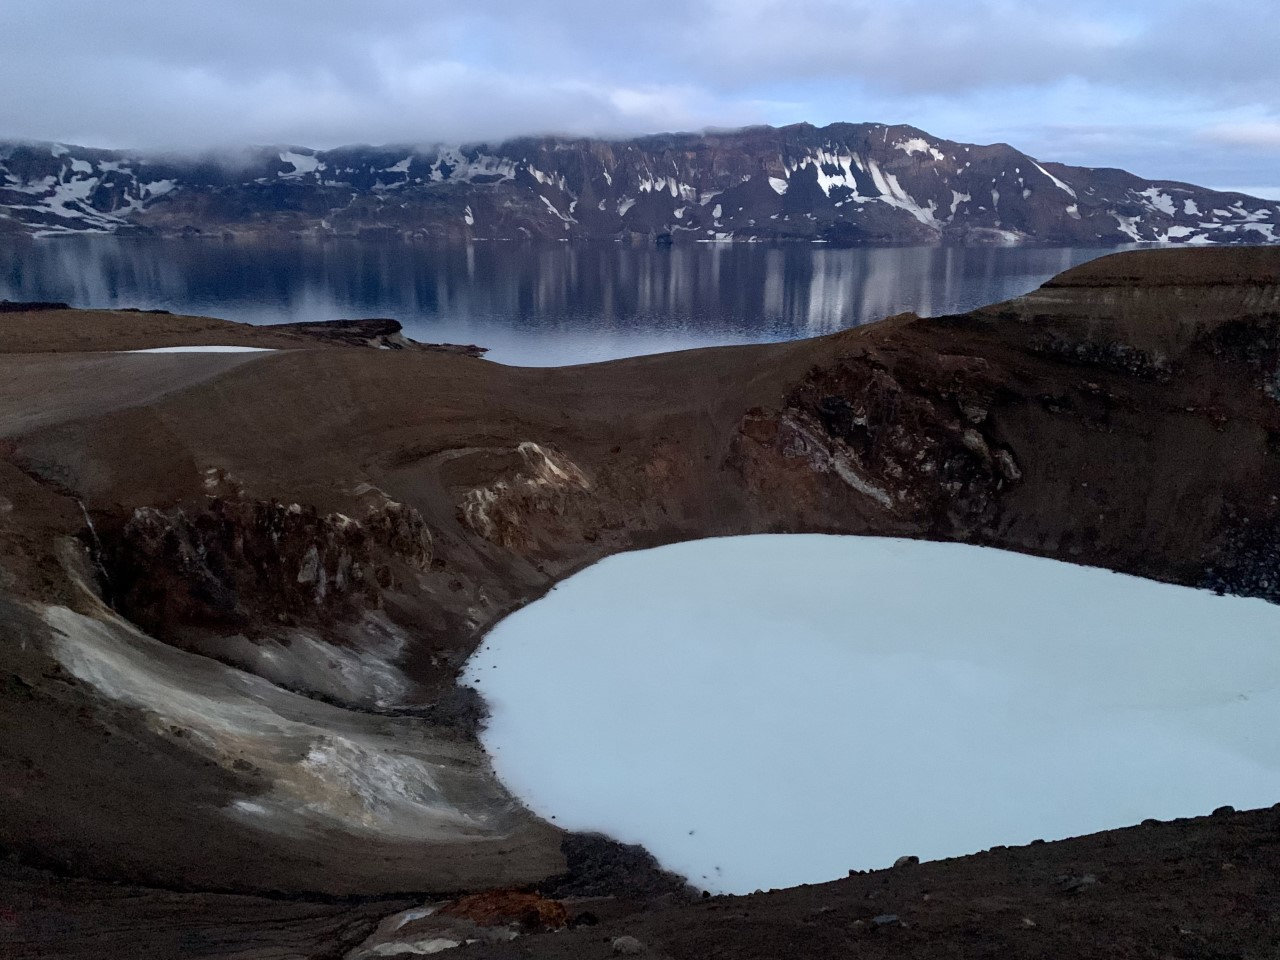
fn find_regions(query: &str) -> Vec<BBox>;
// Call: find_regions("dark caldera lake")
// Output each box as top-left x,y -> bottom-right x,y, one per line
0,237 -> 1136,365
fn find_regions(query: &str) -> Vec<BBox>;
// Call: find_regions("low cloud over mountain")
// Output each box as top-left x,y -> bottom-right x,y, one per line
2,123 -> 1277,244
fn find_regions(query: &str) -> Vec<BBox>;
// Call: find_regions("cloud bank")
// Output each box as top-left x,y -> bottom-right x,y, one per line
1,0 -> 1276,187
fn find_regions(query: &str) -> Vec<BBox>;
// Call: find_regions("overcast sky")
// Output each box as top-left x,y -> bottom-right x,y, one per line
3,0 -> 1277,194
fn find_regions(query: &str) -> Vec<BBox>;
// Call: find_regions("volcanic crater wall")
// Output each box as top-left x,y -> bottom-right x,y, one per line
1,249 -> 1279,904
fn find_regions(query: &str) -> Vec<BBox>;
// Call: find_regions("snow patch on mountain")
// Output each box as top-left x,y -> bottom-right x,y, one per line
1,126 -> 1278,244
895,137 -> 945,162
539,195 -> 575,225
866,159 -> 941,228
279,151 -> 323,178
143,179 -> 176,199
1160,225 -> 1211,244
803,149 -> 871,200
1113,213 -> 1145,242
1138,187 -> 1177,216
1031,161 -> 1076,199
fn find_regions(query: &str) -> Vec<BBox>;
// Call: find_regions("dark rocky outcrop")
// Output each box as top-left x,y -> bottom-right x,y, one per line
101,496 -> 431,639
0,300 -> 70,312
735,342 -> 1022,536
263,316 -> 487,355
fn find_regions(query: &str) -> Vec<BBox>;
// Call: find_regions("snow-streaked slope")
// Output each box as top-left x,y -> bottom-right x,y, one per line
465,535 -> 1280,894
2,125 -> 1277,243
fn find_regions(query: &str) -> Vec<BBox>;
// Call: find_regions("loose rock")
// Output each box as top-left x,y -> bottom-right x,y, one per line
612,935 -> 645,955
1056,874 -> 1099,893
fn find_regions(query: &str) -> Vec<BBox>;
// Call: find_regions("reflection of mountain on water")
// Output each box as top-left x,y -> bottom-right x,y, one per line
0,239 -> 1120,364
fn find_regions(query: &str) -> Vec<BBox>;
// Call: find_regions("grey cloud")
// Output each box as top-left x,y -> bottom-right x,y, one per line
0,0 -> 1276,188
1204,122 -> 1280,148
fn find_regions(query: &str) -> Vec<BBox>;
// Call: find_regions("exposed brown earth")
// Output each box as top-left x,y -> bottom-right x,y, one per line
1,247 -> 1279,957
0,308 -> 481,354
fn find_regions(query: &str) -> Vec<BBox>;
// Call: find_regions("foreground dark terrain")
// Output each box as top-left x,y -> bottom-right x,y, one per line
8,804 -> 1280,959
2,247 -> 1280,957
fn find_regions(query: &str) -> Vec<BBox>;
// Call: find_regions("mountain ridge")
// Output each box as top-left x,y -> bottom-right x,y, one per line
2,122 -> 1278,245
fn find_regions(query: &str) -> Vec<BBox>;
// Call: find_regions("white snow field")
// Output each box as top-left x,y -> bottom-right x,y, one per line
464,535 -> 1280,895
121,345 -> 278,353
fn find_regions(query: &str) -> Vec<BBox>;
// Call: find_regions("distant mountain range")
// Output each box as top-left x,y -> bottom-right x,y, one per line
2,123 -> 1278,245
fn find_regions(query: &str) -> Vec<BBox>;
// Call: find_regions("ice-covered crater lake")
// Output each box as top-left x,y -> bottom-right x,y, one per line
463,535 -> 1280,894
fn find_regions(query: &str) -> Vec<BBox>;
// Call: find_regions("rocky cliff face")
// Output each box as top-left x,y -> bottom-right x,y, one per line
3,124 -> 1277,244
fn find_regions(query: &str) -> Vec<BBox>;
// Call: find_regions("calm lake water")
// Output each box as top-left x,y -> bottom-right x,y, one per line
0,238 -> 1131,365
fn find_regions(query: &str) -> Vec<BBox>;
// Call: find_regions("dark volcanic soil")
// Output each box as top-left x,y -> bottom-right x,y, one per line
6,804 -> 1279,959
476,805 -> 1280,960
2,247 -> 1280,957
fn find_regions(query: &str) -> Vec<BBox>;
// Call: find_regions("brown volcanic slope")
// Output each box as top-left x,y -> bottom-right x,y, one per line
2,247 -> 1280,957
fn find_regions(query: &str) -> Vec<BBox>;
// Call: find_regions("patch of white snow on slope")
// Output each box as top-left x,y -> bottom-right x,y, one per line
540,195 -> 576,224
466,535 -> 1280,895
1,174 -> 57,194
142,179 -> 177,199
279,151 -> 323,178
894,138 -> 945,162
1113,213 -> 1144,241
122,345 -> 278,353
1161,225 -> 1207,243
800,149 -> 874,200
1030,161 -> 1076,198
1138,187 -> 1177,216
864,160 -> 940,227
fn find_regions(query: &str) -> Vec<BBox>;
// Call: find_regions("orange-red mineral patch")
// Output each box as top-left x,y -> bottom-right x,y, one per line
438,890 -> 569,930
